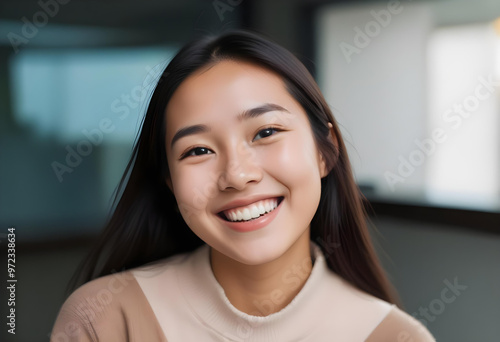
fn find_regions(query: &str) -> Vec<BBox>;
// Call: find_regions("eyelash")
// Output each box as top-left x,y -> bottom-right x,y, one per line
179,126 -> 283,160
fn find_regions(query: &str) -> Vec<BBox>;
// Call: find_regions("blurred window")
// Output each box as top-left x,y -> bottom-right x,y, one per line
316,3 -> 500,211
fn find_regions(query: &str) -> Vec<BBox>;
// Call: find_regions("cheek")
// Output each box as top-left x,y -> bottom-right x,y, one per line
171,164 -> 217,216
263,133 -> 322,183
263,133 -> 323,220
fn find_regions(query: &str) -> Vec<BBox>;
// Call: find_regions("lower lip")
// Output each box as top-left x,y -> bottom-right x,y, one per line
217,198 -> 283,233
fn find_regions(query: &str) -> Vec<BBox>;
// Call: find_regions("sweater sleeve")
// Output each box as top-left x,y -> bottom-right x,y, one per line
50,271 -> 167,342
49,276 -> 130,341
365,305 -> 436,342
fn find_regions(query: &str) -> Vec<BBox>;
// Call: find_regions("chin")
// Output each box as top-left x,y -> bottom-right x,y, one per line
224,237 -> 295,266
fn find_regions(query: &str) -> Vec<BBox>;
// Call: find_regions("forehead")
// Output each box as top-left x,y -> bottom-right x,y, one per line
164,60 -> 298,128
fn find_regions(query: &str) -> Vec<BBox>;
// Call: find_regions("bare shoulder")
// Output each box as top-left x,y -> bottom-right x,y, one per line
365,305 -> 436,342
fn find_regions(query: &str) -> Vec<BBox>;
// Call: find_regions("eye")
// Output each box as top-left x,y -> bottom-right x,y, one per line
180,147 -> 213,159
253,127 -> 282,142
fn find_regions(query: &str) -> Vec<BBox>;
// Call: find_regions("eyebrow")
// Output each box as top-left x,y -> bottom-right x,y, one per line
170,103 -> 290,149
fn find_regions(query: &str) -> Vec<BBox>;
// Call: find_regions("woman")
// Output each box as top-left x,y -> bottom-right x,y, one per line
51,29 -> 435,341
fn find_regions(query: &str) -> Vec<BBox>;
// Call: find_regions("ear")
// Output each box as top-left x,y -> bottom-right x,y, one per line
319,122 -> 338,179
319,152 -> 329,179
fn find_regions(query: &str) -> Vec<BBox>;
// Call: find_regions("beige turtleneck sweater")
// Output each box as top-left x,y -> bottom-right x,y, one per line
51,242 -> 436,341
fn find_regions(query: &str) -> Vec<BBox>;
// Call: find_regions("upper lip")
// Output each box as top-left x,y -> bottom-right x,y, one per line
216,195 -> 283,213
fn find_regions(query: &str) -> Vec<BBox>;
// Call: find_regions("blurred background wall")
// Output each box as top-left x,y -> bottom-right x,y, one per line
0,0 -> 499,341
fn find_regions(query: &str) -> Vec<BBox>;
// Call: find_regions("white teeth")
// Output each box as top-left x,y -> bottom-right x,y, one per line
242,208 -> 251,221
223,198 -> 280,222
258,203 -> 265,213
236,211 -> 243,221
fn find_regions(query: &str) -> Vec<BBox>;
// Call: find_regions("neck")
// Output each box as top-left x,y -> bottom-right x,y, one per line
210,230 -> 313,316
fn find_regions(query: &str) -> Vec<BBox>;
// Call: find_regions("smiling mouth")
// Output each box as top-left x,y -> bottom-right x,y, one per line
218,197 -> 284,222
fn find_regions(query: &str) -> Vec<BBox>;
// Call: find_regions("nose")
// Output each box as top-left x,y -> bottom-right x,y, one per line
218,142 -> 263,191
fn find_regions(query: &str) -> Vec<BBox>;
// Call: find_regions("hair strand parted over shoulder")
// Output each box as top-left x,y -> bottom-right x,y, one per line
68,29 -> 401,308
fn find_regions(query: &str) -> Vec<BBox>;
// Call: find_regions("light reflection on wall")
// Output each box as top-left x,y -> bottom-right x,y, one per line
316,2 -> 500,211
427,23 -> 499,210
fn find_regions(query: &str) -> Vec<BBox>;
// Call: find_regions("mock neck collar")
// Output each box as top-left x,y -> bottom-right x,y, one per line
175,240 -> 329,340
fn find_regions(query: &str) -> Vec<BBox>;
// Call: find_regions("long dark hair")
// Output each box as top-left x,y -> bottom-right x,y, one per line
68,29 -> 401,306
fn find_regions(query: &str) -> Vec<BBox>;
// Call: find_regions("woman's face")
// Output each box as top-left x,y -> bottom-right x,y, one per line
165,60 -> 328,265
